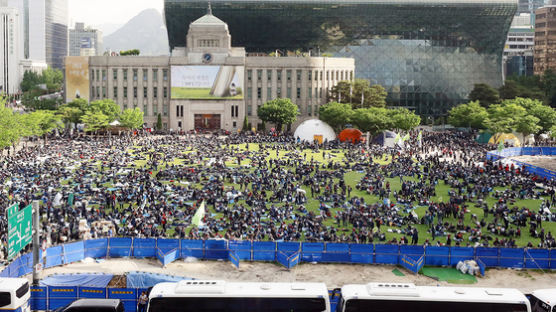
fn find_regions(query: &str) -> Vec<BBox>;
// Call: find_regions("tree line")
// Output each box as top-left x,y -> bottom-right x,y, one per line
0,97 -> 145,150
254,79 -> 421,135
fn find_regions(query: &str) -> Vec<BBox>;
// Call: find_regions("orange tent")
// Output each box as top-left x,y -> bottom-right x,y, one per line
339,128 -> 363,143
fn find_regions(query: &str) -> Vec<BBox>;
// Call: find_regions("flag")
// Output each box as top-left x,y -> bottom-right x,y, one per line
192,201 -> 206,227
402,133 -> 410,142
394,133 -> 401,144
497,140 -> 504,152
417,131 -> 422,147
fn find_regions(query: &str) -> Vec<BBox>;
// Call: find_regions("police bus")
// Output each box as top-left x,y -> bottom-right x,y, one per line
0,278 -> 30,312
147,280 -> 330,312
529,289 -> 556,312
337,283 -> 530,312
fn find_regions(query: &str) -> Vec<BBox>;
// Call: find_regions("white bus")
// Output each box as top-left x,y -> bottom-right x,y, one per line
0,278 -> 30,312
147,280 -> 330,312
337,283 -> 530,312
529,289 -> 556,312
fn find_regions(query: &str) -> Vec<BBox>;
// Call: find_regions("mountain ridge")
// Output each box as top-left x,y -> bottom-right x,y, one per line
103,9 -> 170,56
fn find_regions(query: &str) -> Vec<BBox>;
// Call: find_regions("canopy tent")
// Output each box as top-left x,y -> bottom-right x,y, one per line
293,119 -> 336,143
339,128 -> 363,143
488,133 -> 521,147
475,132 -> 493,144
372,130 -> 397,147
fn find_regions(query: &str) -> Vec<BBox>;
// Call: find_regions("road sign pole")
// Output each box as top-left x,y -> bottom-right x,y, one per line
32,200 -> 40,286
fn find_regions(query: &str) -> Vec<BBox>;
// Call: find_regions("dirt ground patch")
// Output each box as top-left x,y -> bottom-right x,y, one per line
32,258 -> 556,293
510,155 -> 556,172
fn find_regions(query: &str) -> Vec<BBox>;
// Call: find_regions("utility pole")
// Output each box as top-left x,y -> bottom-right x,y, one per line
32,200 -> 40,285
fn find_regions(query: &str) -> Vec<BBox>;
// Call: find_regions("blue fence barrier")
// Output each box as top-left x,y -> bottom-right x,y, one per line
229,250 -> 240,268
401,254 -> 424,274
2,239 -> 555,285
486,147 -> 556,180
132,238 -> 156,259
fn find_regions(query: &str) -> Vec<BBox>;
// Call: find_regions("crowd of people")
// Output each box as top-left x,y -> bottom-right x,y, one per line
0,128 -> 555,261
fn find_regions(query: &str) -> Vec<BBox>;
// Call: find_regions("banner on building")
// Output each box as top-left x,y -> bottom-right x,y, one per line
171,66 -> 244,100
65,56 -> 90,103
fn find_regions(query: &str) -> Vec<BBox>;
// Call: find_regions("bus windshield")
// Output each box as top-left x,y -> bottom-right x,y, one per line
342,299 -> 529,312
148,297 -> 326,312
530,294 -> 551,312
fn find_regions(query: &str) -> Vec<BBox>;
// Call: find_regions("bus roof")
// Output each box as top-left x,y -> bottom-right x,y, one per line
341,283 -> 529,305
0,278 -> 28,292
149,281 -> 329,299
531,289 -> 556,306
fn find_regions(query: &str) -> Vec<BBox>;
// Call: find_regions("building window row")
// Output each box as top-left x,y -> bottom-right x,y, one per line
246,69 -> 353,83
93,68 -> 169,82
93,85 -> 168,101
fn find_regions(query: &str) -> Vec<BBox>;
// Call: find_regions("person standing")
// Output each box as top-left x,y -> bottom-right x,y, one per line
138,291 -> 148,312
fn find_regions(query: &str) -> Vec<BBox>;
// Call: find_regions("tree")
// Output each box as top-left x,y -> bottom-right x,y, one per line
119,108 -> 144,129
257,98 -> 299,131
20,70 -> 42,92
24,110 -> 63,141
389,108 -> 421,131
512,97 -> 556,135
0,99 -> 20,149
498,80 -> 520,100
351,107 -> 392,135
505,75 -> 545,101
516,115 -> 541,138
81,111 -> 110,132
366,85 -> 387,108
157,113 -> 163,130
448,101 -> 488,129
485,103 -> 526,141
242,115 -> 249,131
58,106 -> 83,127
58,98 -> 90,128
469,83 -> 500,107
120,49 -> 140,56
328,79 -> 387,108
87,99 -> 120,123
542,69 -> 556,107
318,102 -> 353,132
41,67 -> 64,92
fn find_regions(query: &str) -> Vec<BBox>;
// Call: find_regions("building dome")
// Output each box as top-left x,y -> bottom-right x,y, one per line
191,13 -> 226,26
189,4 -> 228,31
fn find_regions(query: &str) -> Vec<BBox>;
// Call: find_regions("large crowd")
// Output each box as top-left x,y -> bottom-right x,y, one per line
0,129 -> 555,261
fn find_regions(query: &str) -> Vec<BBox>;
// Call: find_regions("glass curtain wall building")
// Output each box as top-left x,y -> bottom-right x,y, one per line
165,0 -> 516,116
45,0 -> 68,69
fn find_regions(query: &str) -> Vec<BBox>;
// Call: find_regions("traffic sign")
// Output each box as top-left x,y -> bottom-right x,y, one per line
7,204 -> 33,260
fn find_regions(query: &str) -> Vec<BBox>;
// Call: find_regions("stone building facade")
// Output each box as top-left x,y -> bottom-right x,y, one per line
80,10 -> 354,131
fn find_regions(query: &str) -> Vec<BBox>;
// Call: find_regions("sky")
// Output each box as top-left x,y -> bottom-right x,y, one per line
68,0 -> 164,33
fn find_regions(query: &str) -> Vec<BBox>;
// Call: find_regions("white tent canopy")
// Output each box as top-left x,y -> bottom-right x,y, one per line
109,120 -> 121,126
293,119 -> 336,143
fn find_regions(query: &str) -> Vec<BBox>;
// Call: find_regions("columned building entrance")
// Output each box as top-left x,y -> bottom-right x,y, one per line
194,114 -> 221,130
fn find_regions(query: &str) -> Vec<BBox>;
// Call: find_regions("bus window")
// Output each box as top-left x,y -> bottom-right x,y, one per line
0,292 -> 11,307
530,295 -> 551,312
343,299 -> 529,312
149,297 -> 326,312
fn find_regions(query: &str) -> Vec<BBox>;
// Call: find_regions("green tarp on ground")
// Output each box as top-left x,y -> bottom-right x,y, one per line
392,268 -> 405,276
421,267 -> 477,284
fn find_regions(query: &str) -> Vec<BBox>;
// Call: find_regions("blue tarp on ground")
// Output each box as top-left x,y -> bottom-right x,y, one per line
40,273 -> 114,287
126,271 -> 193,288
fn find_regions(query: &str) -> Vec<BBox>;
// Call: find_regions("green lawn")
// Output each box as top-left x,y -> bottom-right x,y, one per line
120,143 -> 556,247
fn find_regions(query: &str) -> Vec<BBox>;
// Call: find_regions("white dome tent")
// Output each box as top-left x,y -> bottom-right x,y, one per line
293,119 -> 336,143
